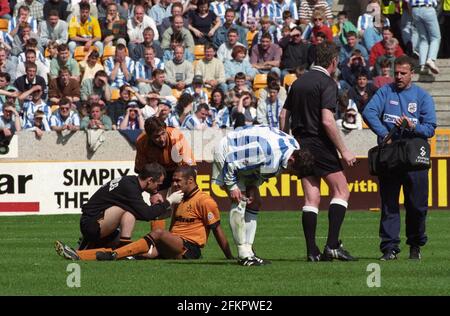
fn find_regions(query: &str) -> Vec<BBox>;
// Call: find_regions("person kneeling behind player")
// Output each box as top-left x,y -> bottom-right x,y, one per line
55,166 -> 234,261
60,163 -> 184,255
212,124 -> 313,266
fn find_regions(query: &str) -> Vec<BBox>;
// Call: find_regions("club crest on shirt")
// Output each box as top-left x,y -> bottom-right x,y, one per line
408,103 -> 417,114
207,212 -> 215,221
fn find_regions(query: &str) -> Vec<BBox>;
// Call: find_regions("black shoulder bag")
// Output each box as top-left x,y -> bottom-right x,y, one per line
368,120 -> 431,176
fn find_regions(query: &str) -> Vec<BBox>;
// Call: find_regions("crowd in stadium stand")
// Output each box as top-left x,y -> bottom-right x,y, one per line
0,0 -> 449,140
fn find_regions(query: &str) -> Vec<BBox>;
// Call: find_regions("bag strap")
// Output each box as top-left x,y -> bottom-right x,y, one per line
381,119 -> 408,146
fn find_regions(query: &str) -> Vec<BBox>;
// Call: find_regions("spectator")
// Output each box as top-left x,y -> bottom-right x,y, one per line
181,103 -> 212,130
212,8 -> 247,50
188,0 -> 221,45
135,46 -> 164,94
66,0 -> 98,20
0,28 -> 13,51
184,75 -> 209,109
369,27 -> 404,69
127,4 -> 159,54
357,1 -> 382,37
49,43 -> 80,81
43,0 -> 69,21
273,0 -> 299,28
0,73 -> 20,111
8,5 -> 38,37
251,15 -> 282,47
279,26 -> 310,79
0,102 -> 22,146
80,103 -> 113,130
0,0 -> 10,20
163,32 -> 195,64
409,0 -> 441,74
100,2 -> 128,48
97,0 -> 128,21
80,70 -> 112,102
239,0 -> 263,29
104,43 -> 135,88
332,11 -> 358,46
22,85 -> 50,129
340,49 -> 371,89
48,67 -> 81,105
11,23 -> 40,57
117,103 -> 145,130
209,87 -> 231,128
302,8 -> 333,44
164,45 -> 194,91
194,43 -> 226,92
145,68 -> 172,97
381,0 -> 405,51
217,29 -> 248,64
363,16 -> 391,51
347,71 -> 377,112
161,15 -> 195,54
339,31 -> 369,68
231,91 -> 257,126
49,97 -> 81,132
373,58 -> 394,88
39,9 -> 68,49
106,84 -> 137,125
26,109 -> 50,138
298,0 -> 333,26
16,49 -> 49,84
374,37 -> 399,76
15,62 -> 47,102
44,40 -> 58,65
257,71 -> 287,105
167,93 -> 195,127
79,49 -> 105,82
68,2 -> 103,56
256,81 -> 283,128
0,48 -> 18,82
232,72 -> 252,95
157,2 -> 189,37
224,46 -> 257,90
148,0 -> 171,26
307,31 -> 327,66
130,26 -> 163,61
15,1 -> 44,26
210,0 -> 229,25
336,97 -> 363,132
250,32 -> 282,76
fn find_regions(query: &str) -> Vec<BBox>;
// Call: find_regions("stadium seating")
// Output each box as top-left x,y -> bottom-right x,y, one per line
283,74 -> 297,88
111,89 -> 120,100
172,89 -> 182,100
253,74 -> 267,91
51,105 -> 59,113
194,45 -> 205,60
0,19 -> 8,32
44,48 -> 50,58
74,46 -> 99,61
102,46 -> 116,62
247,31 -> 257,49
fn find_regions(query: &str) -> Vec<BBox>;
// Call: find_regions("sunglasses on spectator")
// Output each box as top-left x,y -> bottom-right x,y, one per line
314,18 -> 323,21
60,107 -> 70,110
291,34 -> 301,38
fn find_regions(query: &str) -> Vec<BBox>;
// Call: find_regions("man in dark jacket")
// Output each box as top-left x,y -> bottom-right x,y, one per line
278,26 -> 310,80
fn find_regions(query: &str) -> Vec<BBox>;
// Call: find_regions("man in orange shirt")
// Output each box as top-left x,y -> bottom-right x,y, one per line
56,166 -> 233,261
135,115 -> 196,231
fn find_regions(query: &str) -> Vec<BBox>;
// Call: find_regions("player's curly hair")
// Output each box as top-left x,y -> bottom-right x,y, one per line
290,149 -> 315,178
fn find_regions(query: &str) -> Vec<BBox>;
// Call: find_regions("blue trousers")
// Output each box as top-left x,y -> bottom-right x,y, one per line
378,169 -> 428,254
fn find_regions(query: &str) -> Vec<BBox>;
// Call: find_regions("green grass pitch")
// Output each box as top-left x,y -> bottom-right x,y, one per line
1,211 -> 449,296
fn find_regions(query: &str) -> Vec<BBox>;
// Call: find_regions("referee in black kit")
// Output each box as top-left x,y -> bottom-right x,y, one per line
280,42 -> 357,262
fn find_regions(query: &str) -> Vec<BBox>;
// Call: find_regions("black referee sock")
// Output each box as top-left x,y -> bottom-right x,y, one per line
326,200 -> 348,249
302,208 -> 320,256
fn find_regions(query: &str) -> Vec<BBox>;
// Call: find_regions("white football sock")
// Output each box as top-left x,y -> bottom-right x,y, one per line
244,209 -> 258,257
230,200 -> 252,259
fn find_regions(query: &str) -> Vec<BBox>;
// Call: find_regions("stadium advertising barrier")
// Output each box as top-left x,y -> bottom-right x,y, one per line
0,158 -> 449,215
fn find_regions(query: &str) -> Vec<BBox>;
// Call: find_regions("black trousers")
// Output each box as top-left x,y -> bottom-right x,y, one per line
378,169 -> 428,253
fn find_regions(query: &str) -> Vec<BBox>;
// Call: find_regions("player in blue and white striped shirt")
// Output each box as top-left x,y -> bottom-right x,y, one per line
212,125 -> 309,266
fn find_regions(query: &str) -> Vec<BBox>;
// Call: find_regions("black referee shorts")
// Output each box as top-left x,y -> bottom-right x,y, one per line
297,136 -> 343,177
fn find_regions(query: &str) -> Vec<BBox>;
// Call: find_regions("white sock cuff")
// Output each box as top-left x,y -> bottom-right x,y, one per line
302,206 -> 319,214
330,198 -> 348,208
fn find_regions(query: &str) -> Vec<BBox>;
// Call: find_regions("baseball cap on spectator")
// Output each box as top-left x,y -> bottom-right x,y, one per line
34,111 -> 45,119
126,100 -> 139,109
158,98 -> 172,108
193,75 -> 204,85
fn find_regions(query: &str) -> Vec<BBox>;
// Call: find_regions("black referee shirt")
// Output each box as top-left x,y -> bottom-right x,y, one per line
81,176 -> 170,221
284,66 -> 338,138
